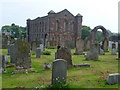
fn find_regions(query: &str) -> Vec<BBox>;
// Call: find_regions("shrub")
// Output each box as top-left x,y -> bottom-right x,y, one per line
47,46 -> 56,49
42,51 -> 51,55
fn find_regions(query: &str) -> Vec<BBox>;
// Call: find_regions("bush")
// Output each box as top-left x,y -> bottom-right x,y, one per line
47,46 -> 56,49
42,51 -> 51,55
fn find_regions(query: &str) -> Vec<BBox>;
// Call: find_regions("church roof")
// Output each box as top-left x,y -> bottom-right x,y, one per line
48,10 -> 55,14
76,13 -> 83,17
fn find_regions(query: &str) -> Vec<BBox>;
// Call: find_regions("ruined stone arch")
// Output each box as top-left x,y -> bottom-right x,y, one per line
89,25 -> 109,51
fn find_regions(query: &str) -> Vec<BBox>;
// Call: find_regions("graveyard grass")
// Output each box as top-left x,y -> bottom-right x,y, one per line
1,48 -> 119,88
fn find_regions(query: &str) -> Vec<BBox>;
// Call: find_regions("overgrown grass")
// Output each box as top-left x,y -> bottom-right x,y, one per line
1,48 -> 119,88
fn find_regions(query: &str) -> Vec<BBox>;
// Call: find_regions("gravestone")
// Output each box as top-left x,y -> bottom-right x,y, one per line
7,45 -> 11,55
9,44 -> 17,64
107,73 -> 120,85
52,59 -> 67,84
14,40 -> 31,69
75,38 -> 84,55
0,55 -> 6,72
111,49 -> 117,55
40,44 -> 44,52
4,56 -> 8,64
55,47 -> 72,69
99,48 -> 105,55
36,48 -> 41,58
112,43 -> 116,49
86,44 -> 99,60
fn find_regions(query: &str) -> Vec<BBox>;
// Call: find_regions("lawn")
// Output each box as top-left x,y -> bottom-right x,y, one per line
1,48 -> 119,88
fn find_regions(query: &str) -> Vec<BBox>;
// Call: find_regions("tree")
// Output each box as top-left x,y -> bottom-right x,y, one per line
81,25 -> 91,40
1,24 -> 26,39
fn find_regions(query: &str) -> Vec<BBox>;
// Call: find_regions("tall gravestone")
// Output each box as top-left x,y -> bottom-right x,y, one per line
10,44 -> 17,64
36,48 -> 41,58
15,40 -> 31,69
75,38 -> 84,55
55,47 -> 72,69
0,55 -> 6,72
40,44 -> 44,52
52,59 -> 67,84
86,44 -> 99,60
111,43 -> 117,55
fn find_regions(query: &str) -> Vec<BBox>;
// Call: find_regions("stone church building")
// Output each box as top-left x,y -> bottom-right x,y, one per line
26,9 -> 83,48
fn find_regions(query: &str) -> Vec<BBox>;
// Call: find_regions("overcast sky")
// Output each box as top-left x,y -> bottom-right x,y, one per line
0,0 -> 119,33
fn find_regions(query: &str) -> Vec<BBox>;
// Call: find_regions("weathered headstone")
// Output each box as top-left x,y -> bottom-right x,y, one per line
7,45 -> 11,55
9,44 -> 17,64
52,59 -> 67,84
40,44 -> 44,52
0,55 -> 6,72
75,38 -> 84,55
36,48 -> 41,58
55,47 -> 72,69
4,56 -> 8,64
99,48 -> 105,55
86,44 -> 99,60
111,49 -> 117,55
107,73 -> 120,85
14,40 -> 31,69
112,43 -> 116,49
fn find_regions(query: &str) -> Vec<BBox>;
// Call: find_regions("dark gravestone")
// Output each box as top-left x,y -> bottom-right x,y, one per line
55,47 -> 72,69
112,43 -> 116,49
57,45 -> 61,50
107,73 -> 120,85
15,40 -> 31,69
52,59 -> 67,84
86,44 -> 99,60
0,55 -> 6,72
10,44 -> 17,64
36,48 -> 41,58
111,43 -> 117,55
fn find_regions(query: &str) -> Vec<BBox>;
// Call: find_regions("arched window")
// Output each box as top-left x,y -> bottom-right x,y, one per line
56,20 -> 60,31
64,20 -> 68,31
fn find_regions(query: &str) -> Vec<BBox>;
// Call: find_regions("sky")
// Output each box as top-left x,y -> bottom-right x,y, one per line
0,0 -> 119,33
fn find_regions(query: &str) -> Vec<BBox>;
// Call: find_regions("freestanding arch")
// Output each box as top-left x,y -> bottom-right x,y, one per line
89,25 -> 109,51
85,25 -> 109,60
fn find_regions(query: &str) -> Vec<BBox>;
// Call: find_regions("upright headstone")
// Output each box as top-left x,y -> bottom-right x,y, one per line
15,40 -> 31,69
99,48 -> 105,55
4,56 -> 8,64
55,47 -> 72,69
0,55 -> 6,72
52,59 -> 67,84
107,73 -> 120,85
40,44 -> 44,52
86,44 -> 99,60
7,45 -> 11,55
10,44 -> 17,64
75,38 -> 84,55
111,43 -> 117,55
36,48 -> 41,58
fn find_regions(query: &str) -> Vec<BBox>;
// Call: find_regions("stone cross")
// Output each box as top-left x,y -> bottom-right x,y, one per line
36,48 -> 41,58
52,59 -> 67,84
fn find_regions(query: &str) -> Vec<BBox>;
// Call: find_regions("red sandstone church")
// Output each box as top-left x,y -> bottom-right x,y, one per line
26,9 -> 83,48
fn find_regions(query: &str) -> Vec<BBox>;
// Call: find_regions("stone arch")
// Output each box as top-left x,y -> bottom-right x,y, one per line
89,25 -> 109,51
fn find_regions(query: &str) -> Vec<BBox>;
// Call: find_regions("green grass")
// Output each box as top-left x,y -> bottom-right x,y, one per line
1,48 -> 119,88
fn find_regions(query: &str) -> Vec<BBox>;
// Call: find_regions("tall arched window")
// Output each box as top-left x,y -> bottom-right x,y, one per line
56,20 -> 60,31
64,20 -> 68,31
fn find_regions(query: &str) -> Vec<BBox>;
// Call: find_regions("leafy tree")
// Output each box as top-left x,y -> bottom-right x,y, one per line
1,23 -> 26,39
81,25 -> 91,40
